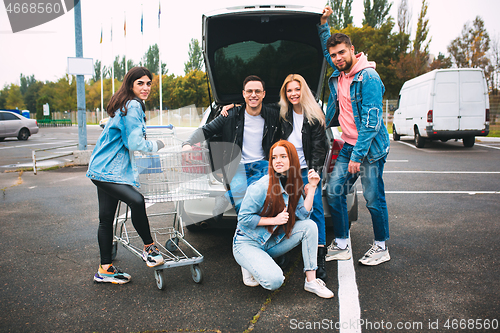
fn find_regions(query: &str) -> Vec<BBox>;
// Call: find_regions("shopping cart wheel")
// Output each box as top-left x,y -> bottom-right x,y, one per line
190,264 -> 203,284
154,269 -> 166,290
165,237 -> 179,252
111,241 -> 118,261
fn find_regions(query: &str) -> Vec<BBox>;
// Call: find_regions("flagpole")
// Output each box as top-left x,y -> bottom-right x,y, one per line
100,24 -> 104,121
124,11 -> 127,73
141,3 -> 144,58
111,17 -> 115,94
158,0 -> 162,125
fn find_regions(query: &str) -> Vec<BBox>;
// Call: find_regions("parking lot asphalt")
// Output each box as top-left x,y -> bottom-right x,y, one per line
1,128 -> 500,333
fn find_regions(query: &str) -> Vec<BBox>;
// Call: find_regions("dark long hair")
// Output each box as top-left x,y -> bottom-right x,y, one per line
260,140 -> 303,237
106,66 -> 152,117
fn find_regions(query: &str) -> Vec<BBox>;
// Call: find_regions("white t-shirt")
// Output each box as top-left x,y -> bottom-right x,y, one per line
287,111 -> 307,169
241,110 -> 265,163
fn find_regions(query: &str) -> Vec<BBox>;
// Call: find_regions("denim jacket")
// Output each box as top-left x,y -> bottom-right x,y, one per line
86,99 -> 160,187
236,175 -> 311,245
317,23 -> 390,164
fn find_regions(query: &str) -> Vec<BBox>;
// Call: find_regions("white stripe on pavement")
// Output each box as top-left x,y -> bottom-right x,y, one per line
0,141 -> 75,150
388,191 -> 500,194
384,171 -> 500,174
338,238 -> 361,333
475,143 -> 500,150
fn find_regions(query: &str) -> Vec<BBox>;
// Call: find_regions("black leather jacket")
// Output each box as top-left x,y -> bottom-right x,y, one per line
184,103 -> 281,184
280,106 -> 327,172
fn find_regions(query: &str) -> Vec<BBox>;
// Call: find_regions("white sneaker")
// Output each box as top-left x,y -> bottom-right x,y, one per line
142,243 -> 164,267
304,278 -> 334,298
325,241 -> 351,261
358,243 -> 390,266
241,266 -> 259,287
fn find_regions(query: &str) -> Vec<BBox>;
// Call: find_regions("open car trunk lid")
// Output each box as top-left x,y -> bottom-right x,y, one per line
202,5 -> 326,105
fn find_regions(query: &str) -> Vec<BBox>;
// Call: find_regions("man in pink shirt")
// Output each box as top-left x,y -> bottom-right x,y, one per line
318,6 -> 391,266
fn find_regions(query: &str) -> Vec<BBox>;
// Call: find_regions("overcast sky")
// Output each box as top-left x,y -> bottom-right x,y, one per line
1,0 -> 500,87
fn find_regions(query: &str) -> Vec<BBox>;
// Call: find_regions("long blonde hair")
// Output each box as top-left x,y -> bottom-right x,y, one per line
279,74 -> 325,126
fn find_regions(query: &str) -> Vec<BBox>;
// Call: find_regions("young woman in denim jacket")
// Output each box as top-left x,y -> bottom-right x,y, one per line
233,140 -> 334,298
279,74 -> 328,281
87,67 -> 165,284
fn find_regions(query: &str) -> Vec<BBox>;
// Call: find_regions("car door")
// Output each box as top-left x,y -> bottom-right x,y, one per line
2,112 -> 23,137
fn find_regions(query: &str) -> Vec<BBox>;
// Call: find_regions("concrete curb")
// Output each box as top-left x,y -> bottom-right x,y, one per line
73,150 -> 92,165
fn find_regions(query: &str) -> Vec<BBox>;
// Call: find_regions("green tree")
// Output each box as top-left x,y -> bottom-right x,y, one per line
397,0 -> 411,35
429,52 -> 453,70
23,81 -> 44,113
395,0 -> 411,54
328,0 -> 353,30
448,16 -> 490,69
142,44 -> 167,75
20,74 -> 36,96
113,56 -> 126,81
184,38 -> 204,74
0,85 -> 10,109
362,0 -> 393,28
489,33 -> 500,93
5,84 -> 26,110
93,59 -> 102,83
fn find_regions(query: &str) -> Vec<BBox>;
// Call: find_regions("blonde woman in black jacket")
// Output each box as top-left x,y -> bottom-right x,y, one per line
279,74 -> 328,281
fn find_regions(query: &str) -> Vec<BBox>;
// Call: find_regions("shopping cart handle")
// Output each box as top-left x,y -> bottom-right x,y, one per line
147,124 -> 174,130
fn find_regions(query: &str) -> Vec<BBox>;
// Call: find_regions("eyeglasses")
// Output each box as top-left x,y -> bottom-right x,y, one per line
243,89 -> 264,96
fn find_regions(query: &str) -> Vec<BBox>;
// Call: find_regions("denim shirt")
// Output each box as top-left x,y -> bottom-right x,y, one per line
236,175 -> 311,245
317,23 -> 390,164
86,99 -> 159,187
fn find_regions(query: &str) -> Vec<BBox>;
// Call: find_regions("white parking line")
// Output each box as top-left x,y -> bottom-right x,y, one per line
395,140 -> 500,151
0,141 -> 75,150
383,191 -> 499,194
384,171 -> 500,174
338,238 -> 361,333
475,143 -> 500,150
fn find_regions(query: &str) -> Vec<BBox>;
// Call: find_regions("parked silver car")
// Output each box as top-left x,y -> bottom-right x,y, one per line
0,111 -> 39,141
180,4 -> 357,230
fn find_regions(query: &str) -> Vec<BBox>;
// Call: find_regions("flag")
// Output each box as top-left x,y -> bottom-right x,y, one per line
158,1 -> 161,28
110,24 -> 113,42
124,14 -> 126,37
100,25 -> 102,43
141,8 -> 143,34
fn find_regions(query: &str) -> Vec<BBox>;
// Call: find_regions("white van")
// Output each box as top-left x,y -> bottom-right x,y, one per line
393,68 -> 490,148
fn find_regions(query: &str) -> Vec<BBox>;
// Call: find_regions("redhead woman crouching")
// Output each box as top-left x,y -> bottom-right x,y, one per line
232,140 -> 333,298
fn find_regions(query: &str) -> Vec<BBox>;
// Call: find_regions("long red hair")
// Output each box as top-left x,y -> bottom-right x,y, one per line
260,140 -> 303,237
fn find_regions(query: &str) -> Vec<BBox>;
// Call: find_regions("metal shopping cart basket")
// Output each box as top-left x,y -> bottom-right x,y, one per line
111,125 -> 210,290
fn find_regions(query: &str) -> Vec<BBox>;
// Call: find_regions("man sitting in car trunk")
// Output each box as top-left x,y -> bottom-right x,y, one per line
182,75 -> 281,219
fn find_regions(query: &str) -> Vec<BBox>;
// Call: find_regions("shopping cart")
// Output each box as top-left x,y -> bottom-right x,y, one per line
111,125 -> 210,290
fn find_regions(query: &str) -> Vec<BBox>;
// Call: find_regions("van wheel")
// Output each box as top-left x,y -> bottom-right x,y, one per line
463,136 -> 475,148
414,129 -> 425,148
392,125 -> 400,141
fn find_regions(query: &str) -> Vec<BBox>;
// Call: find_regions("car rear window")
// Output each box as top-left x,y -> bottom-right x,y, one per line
204,12 -> 324,104
213,39 -> 321,104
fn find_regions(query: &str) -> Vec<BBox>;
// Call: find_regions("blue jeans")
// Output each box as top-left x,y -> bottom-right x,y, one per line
326,143 -> 389,241
233,219 -> 318,290
225,160 -> 269,213
301,168 -> 326,246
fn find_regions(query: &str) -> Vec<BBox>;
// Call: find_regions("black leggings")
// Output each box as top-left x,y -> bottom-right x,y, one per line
92,180 -> 154,265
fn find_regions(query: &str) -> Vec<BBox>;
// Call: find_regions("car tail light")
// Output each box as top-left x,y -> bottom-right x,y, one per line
427,110 -> 433,122
486,109 -> 490,122
326,139 -> 344,173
